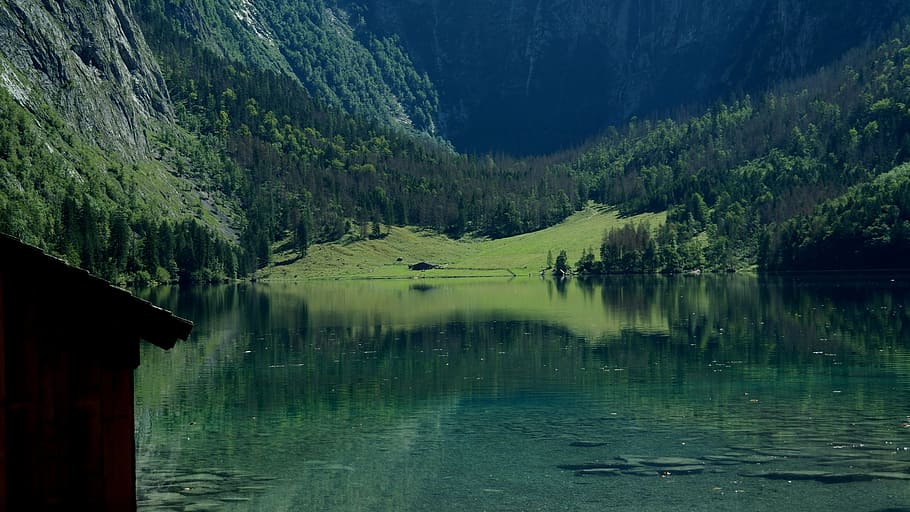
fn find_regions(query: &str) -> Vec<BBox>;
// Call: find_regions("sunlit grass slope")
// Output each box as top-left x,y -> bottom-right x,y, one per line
258,204 -> 666,280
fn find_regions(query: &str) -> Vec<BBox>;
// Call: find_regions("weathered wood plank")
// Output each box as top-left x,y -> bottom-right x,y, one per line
0,270 -> 7,511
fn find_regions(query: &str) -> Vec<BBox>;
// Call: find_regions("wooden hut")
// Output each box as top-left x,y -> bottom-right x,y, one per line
0,233 -> 193,510
408,261 -> 439,271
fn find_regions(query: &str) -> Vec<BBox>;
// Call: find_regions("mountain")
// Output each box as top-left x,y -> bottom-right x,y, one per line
352,0 -> 909,155
0,0 -> 248,281
0,0 -> 170,155
136,0 -> 440,135
0,0 -> 583,283
565,27 -> 910,273
2,0 -> 910,282
127,1 -> 910,156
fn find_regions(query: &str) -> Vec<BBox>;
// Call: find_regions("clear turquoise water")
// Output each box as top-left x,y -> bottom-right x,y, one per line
135,276 -> 910,511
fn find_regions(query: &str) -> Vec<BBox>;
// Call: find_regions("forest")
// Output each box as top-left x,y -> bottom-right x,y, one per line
2,4 -> 910,283
568,29 -> 910,274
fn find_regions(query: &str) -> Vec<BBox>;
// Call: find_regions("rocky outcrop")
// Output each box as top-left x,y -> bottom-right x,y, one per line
0,0 -> 171,156
6,0 -> 904,158
355,0 -> 910,154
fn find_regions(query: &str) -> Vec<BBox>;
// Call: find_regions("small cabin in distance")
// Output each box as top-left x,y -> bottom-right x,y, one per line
408,261 -> 440,271
0,233 -> 193,510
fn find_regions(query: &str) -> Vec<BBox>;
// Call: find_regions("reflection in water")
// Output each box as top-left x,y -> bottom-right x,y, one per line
135,275 -> 910,511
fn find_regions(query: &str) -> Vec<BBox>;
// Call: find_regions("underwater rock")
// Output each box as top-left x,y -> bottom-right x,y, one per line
658,465 -> 706,475
576,468 -> 622,476
748,470 -> 833,480
700,455 -> 744,465
570,441 -> 609,447
745,470 -> 876,483
638,457 -> 705,467
869,472 -> 910,480
558,462 -> 639,471
171,473 -> 226,483
184,501 -> 224,512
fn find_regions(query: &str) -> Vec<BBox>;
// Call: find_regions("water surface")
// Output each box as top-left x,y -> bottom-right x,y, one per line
135,275 -> 910,511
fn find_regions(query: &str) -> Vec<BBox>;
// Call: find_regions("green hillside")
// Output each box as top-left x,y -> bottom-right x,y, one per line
3,2 -> 910,282
258,204 -> 665,280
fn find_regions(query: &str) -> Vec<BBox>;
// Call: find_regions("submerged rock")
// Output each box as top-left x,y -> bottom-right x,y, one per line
816,473 -> 874,483
558,462 -> 638,471
748,470 -> 832,480
745,470 -> 875,483
700,455 -> 744,466
576,468 -> 622,476
171,473 -> 226,483
140,491 -> 188,505
659,465 -> 706,475
184,501 -> 224,512
869,472 -> 910,480
570,441 -> 610,448
638,457 -> 705,467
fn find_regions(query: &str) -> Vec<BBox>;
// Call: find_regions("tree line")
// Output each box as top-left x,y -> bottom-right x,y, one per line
564,25 -> 910,273
135,2 -> 584,265
6,5 -> 910,284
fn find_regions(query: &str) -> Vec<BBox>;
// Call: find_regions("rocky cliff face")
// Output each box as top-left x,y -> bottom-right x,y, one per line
0,0 -> 171,156
3,0 -> 905,158
355,0 -> 910,154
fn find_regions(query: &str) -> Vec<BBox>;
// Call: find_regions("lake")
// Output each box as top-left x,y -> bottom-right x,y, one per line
134,275 -> 910,511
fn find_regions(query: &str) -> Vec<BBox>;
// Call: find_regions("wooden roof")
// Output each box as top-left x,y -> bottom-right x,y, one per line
0,233 -> 192,349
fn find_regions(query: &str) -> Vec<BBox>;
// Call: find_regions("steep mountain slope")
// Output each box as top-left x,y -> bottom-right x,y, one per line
354,0 -> 910,154
564,27 -> 910,272
3,0 -> 910,282
131,1 -> 909,156
0,0 -> 170,154
136,0 -> 440,134
0,0 -> 583,283
0,0 -> 246,281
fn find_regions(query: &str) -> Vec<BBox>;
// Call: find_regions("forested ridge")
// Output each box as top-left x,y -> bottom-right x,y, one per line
2,2 -> 910,282
563,26 -> 910,273
0,1 -> 583,283
138,0 -> 440,133
139,1 -> 584,255
0,84 -> 245,283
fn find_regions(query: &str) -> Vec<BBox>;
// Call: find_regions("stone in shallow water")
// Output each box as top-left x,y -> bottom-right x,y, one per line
177,484 -> 223,496
140,491 -> 188,505
570,441 -> 609,447
745,470 -> 875,483
184,501 -> 224,511
625,468 -> 660,477
701,455 -> 743,466
816,473 -> 874,483
638,457 -> 705,467
737,455 -> 781,464
869,472 -> 910,480
576,468 -> 621,476
658,465 -> 706,475
219,496 -> 253,502
748,470 -> 832,480
558,462 -> 639,471
750,448 -> 804,458
238,485 -> 272,493
325,464 -> 355,472
171,473 -> 225,483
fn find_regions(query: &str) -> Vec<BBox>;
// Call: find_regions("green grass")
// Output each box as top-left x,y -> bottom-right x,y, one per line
257,203 -> 666,280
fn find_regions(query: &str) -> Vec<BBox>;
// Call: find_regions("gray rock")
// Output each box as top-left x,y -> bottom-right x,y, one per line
570,441 -> 609,448
0,0 -> 172,156
576,468 -> 622,476
639,457 -> 705,467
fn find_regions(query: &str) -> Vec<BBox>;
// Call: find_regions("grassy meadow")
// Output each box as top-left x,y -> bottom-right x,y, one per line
257,204 -> 667,280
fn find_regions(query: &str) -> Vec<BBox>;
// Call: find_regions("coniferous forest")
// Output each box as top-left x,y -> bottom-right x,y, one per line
1,2 -> 910,282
